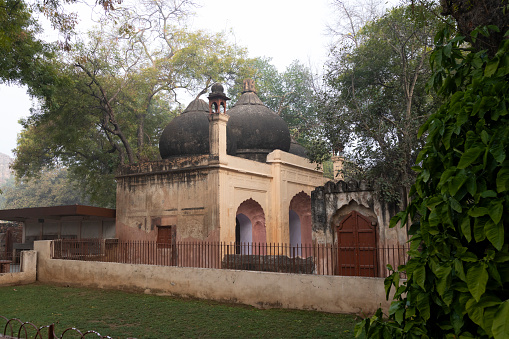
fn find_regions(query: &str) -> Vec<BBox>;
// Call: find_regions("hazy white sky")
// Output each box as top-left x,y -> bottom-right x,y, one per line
0,0 -> 333,157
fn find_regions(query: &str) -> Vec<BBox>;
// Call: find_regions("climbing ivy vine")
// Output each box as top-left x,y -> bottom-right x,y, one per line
355,25 -> 509,339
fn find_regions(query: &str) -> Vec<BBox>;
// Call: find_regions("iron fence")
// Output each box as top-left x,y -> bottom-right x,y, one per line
0,250 -> 21,274
0,315 -> 112,338
51,239 -> 410,278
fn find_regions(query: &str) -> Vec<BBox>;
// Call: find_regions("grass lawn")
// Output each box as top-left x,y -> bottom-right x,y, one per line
0,283 -> 359,338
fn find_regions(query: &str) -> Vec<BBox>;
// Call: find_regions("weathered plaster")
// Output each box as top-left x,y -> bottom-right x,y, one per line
311,180 -> 408,247
35,241 -> 392,315
116,149 -> 325,246
0,250 -> 36,286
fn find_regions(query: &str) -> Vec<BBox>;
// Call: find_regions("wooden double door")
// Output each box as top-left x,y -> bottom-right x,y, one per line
336,211 -> 377,277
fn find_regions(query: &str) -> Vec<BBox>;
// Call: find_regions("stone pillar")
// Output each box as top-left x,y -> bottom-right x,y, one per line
331,155 -> 344,180
209,113 -> 229,162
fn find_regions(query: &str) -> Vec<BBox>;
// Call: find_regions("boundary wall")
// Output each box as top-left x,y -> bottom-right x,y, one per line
0,251 -> 36,286
35,241 -> 391,315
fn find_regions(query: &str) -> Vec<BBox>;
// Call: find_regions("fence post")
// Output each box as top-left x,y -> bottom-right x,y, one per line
48,324 -> 55,339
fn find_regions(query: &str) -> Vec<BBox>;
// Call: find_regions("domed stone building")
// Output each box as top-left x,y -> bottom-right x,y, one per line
115,80 -> 325,248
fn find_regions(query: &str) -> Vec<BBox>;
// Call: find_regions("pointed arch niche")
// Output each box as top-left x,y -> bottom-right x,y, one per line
289,191 -> 312,256
235,198 -> 266,254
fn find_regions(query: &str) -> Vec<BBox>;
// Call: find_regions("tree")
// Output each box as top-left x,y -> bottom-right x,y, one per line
12,1 -> 252,207
439,0 -> 508,57
228,58 -> 320,146
357,2 -> 509,338
0,0 -> 121,94
317,3 -> 442,206
0,167 -> 89,209
0,0 -> 57,98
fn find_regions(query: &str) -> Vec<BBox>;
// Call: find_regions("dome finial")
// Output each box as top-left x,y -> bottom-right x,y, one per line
242,79 -> 256,94
208,83 -> 230,114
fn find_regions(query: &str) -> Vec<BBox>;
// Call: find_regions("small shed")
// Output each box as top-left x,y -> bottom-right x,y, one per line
0,205 -> 116,250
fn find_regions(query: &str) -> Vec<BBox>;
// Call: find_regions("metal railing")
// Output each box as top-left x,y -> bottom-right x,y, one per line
0,251 -> 21,274
51,239 -> 409,278
0,315 -> 112,338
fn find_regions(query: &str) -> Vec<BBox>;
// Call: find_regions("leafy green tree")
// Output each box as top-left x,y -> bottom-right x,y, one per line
12,1 -> 252,207
0,0 -> 57,98
356,8 -> 509,339
0,0 -> 121,95
228,58 -> 319,146
1,167 -> 89,209
317,4 -> 442,206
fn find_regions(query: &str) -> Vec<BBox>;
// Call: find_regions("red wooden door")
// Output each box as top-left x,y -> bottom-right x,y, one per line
337,211 -> 377,277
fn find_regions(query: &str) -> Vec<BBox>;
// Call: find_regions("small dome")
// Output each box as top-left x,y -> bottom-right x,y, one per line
289,138 -> 308,158
211,83 -> 224,94
227,80 -> 291,162
159,99 -> 210,159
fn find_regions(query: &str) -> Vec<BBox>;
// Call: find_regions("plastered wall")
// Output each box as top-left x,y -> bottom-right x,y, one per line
116,150 -> 325,245
35,240 -> 392,315
0,250 -> 36,286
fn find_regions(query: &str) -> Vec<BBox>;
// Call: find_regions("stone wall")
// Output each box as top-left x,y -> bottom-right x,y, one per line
0,250 -> 37,286
35,240 -> 392,315
311,180 -> 408,247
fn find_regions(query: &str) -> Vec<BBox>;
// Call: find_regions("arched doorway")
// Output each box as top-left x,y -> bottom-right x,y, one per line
235,213 -> 252,254
289,210 -> 301,256
235,199 -> 266,254
337,210 -> 377,277
289,192 -> 312,256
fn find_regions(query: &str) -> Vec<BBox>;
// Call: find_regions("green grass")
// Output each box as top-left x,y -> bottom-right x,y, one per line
0,283 -> 359,338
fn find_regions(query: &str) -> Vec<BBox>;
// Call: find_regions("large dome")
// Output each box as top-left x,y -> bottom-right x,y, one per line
159,98 -> 210,159
227,80 -> 291,162
289,137 -> 308,158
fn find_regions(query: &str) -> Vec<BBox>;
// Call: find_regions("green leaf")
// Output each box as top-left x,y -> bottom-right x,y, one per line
484,57 -> 499,77
496,168 -> 509,193
485,220 -> 504,250
492,300 -> 509,339
449,170 -> 468,196
484,306 -> 498,337
474,218 -> 486,242
416,292 -> 430,321
494,252 -> 509,263
468,207 -> 489,217
460,217 -> 472,242
466,297 -> 484,327
451,310 -> 464,335
413,265 -> 426,291
488,262 -> 503,287
459,252 -> 478,262
435,265 -> 452,296
458,147 -> 485,169
467,264 -> 489,302
389,213 -> 403,228
490,142 -> 505,163
389,300 -> 404,316
395,308 -> 405,325
480,190 -> 497,198
488,200 -> 503,224
354,319 -> 366,338
454,258 -> 466,281
480,130 -> 490,145
449,197 -> 462,213
466,176 -> 477,196
443,42 -> 452,57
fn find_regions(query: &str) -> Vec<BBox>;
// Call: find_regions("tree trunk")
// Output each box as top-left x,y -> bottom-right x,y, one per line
440,0 -> 508,56
137,114 -> 145,159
